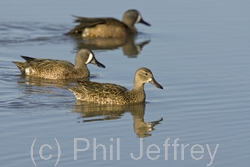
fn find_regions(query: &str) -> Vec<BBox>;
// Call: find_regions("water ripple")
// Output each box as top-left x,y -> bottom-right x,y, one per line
0,22 -> 70,46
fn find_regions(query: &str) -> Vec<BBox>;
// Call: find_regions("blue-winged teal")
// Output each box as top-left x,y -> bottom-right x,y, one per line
68,67 -> 163,105
12,49 -> 105,79
66,9 -> 151,38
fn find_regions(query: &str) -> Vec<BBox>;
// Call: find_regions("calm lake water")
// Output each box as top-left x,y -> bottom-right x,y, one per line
0,0 -> 250,166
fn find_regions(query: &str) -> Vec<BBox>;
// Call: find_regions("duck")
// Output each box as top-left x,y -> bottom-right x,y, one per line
66,9 -> 150,38
12,49 -> 105,79
68,67 -> 163,105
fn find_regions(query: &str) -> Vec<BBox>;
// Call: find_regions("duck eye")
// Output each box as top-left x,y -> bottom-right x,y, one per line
145,73 -> 148,76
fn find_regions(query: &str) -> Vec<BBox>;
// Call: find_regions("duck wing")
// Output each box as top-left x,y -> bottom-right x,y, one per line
77,80 -> 128,96
67,16 -> 126,34
21,56 -> 75,76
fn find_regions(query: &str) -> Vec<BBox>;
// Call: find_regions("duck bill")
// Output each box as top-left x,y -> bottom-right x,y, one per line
149,78 -> 163,89
90,58 -> 105,68
139,18 -> 151,26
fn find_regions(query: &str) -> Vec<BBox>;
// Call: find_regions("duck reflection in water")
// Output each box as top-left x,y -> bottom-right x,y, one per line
68,35 -> 150,58
72,102 -> 163,138
15,72 -> 104,99
17,75 -> 85,88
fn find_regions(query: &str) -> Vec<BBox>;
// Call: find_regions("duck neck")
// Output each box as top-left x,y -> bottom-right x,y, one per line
129,81 -> 145,103
75,65 -> 90,76
123,20 -> 137,33
132,81 -> 144,91
129,26 -> 137,34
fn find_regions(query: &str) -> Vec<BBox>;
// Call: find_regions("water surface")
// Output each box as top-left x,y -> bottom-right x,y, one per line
0,0 -> 250,166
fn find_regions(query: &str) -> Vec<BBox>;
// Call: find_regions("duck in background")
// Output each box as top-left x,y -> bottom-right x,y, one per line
66,9 -> 150,38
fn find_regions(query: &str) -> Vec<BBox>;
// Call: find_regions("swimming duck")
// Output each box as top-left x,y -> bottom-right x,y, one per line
66,9 -> 150,38
12,49 -> 105,79
68,67 -> 163,105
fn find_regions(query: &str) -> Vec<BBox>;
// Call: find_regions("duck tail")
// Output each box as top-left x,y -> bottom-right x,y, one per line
12,61 -> 26,74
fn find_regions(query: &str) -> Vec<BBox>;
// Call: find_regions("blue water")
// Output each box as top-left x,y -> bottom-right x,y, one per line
0,0 -> 250,166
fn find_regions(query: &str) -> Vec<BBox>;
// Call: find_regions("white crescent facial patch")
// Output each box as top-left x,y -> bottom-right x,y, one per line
86,53 -> 94,64
136,14 -> 142,24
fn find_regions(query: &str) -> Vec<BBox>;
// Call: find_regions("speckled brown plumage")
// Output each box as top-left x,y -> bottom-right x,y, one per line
12,49 -> 105,79
69,67 -> 163,105
66,9 -> 150,38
